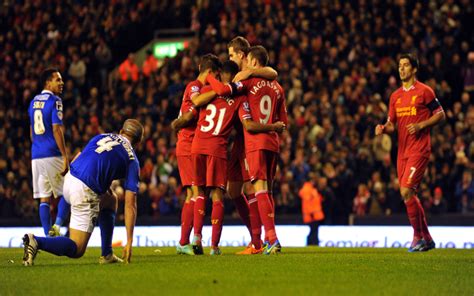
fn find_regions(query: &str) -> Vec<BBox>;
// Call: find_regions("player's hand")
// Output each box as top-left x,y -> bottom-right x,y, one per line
122,243 -> 132,264
375,124 -> 385,136
273,121 -> 286,133
406,123 -> 422,135
233,70 -> 252,82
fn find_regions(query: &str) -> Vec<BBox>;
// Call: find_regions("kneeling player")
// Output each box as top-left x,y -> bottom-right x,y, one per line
22,119 -> 143,265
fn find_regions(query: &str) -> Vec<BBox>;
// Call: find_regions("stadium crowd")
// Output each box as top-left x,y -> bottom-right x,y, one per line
0,0 -> 473,225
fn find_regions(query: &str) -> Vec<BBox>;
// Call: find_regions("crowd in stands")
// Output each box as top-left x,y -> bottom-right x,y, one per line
0,0 -> 473,225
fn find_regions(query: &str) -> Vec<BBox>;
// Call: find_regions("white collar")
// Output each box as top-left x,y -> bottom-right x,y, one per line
41,90 -> 54,95
402,81 -> 417,92
118,134 -> 132,146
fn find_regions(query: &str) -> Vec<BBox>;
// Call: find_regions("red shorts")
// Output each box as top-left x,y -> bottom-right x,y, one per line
177,155 -> 193,187
192,154 -> 227,190
246,150 -> 278,183
227,151 -> 250,183
397,156 -> 429,190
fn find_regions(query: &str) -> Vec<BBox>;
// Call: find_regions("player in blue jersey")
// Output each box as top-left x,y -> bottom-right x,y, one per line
22,119 -> 144,265
28,68 -> 70,237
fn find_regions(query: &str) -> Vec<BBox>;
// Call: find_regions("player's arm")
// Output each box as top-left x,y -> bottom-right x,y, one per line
375,95 -> 396,136
207,74 -> 236,96
171,111 -> 195,131
407,90 -> 446,134
407,105 -> 445,134
191,86 -> 217,107
53,124 -> 69,175
123,189 -> 137,263
52,99 -> 69,175
277,89 -> 289,125
242,119 -> 286,134
375,121 -> 395,135
233,67 -> 278,82
122,160 -> 139,263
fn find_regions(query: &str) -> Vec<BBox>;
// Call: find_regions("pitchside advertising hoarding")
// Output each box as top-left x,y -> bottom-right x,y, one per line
1,226 -> 473,249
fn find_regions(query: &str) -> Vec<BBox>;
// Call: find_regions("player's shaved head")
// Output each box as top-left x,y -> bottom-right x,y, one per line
228,36 -> 250,55
121,119 -> 144,145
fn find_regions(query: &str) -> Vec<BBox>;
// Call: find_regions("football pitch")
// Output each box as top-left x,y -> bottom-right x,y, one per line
0,247 -> 472,295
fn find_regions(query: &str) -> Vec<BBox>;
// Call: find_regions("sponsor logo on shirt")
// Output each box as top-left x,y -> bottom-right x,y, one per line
396,106 -> 417,117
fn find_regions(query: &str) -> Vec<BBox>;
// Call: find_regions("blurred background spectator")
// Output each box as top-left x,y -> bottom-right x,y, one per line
0,0 -> 473,225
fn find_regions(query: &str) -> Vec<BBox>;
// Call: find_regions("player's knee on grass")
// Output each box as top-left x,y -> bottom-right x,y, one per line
227,181 -> 243,199
400,187 -> 415,201
68,228 -> 92,258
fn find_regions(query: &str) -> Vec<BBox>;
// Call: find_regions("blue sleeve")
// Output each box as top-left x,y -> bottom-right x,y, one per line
51,98 -> 63,125
124,159 -> 140,193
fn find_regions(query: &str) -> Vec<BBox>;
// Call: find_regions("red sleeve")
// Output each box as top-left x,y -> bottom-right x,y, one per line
423,85 -> 444,114
277,87 -> 288,125
201,85 -> 213,93
423,85 -> 436,104
206,74 -> 233,96
188,84 -> 201,100
387,94 -> 397,124
238,97 -> 252,122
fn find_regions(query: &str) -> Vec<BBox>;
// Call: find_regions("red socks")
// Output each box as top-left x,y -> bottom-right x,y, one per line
193,195 -> 207,238
256,190 -> 278,244
179,198 -> 195,246
413,196 -> 433,242
211,201 -> 224,247
248,193 -> 262,249
405,195 -> 432,242
233,194 -> 252,233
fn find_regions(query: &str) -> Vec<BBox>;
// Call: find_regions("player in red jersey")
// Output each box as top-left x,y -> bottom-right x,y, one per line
172,54 -> 221,255
227,37 -> 279,255
173,60 -> 285,255
207,46 -> 288,255
375,54 -> 445,252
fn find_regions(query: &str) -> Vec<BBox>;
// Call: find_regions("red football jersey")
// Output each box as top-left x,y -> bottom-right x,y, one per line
191,94 -> 251,159
238,78 -> 288,153
230,122 -> 245,159
176,80 -> 202,156
388,81 -> 444,159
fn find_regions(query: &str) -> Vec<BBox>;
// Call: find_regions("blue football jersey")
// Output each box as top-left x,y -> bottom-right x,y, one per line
28,90 -> 63,159
70,133 -> 140,195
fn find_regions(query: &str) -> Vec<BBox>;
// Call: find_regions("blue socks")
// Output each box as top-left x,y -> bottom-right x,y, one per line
54,196 -> 70,226
39,203 -> 51,235
35,236 -> 77,258
99,208 -> 116,256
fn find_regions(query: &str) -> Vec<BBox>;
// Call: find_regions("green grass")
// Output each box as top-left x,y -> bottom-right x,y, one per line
0,247 -> 473,295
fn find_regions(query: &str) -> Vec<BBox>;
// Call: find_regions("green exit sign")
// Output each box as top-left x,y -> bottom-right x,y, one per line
153,41 -> 189,59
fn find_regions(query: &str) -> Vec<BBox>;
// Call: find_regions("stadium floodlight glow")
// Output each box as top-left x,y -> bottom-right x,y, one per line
153,41 -> 189,59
